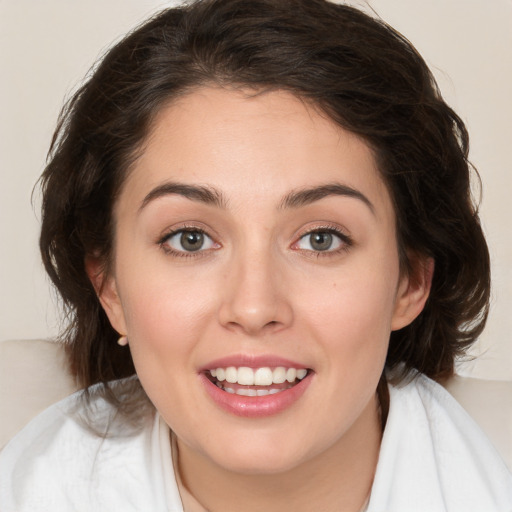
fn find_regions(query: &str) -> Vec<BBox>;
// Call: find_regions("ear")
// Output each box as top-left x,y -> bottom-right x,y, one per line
391,255 -> 434,331
85,255 -> 128,335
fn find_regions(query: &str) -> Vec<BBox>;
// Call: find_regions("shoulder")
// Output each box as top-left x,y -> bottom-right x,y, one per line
0,378 -> 182,512
368,373 -> 512,512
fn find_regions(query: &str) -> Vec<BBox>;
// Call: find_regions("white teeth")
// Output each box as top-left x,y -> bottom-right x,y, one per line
225,366 -> 237,384
238,367 -> 255,385
209,366 -> 308,386
272,367 -> 287,384
254,367 -> 273,386
215,385 -> 290,396
237,388 -> 257,397
286,368 -> 297,382
297,369 -> 307,380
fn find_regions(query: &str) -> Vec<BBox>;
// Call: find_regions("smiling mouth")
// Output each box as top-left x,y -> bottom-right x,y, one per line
205,366 -> 310,397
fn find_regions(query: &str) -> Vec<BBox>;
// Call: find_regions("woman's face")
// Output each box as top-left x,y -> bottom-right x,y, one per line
98,87 -> 429,475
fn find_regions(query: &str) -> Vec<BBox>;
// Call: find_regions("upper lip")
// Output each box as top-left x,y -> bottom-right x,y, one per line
199,354 -> 311,372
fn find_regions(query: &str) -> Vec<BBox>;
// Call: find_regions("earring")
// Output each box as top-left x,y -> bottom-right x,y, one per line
117,335 -> 128,347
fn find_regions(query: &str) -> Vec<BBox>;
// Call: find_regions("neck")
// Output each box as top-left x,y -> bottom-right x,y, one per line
177,394 -> 381,512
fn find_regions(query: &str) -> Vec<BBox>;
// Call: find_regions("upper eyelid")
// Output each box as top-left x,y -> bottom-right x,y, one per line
292,224 -> 353,250
156,221 -> 352,246
295,223 -> 351,239
163,227 -> 210,240
159,228 -> 219,257
157,223 -> 218,244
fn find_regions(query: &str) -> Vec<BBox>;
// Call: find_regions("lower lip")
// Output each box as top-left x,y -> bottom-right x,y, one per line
200,373 -> 312,418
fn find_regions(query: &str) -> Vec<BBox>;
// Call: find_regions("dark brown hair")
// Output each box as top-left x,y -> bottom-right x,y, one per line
40,0 -> 490,394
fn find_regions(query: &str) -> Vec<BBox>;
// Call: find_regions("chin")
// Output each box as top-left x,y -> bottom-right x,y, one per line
196,427 -> 323,476
215,449 -> 309,476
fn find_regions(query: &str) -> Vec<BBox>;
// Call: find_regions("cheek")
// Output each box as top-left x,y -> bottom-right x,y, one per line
293,251 -> 400,395
115,265 -> 222,419
116,262 -> 221,364
299,260 -> 400,341
305,285 -> 393,379
281,265 -> 397,455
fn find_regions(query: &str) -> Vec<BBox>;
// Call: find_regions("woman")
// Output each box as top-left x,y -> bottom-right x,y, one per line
1,0 -> 511,510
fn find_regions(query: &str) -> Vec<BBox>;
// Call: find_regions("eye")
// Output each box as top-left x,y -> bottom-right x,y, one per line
163,229 -> 217,253
294,230 -> 348,252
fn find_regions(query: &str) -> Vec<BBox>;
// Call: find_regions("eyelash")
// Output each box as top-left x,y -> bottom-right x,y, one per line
158,225 -> 219,258
157,224 -> 353,258
292,225 -> 353,257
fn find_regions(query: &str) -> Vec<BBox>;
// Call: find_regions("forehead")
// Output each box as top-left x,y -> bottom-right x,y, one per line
119,87 -> 393,219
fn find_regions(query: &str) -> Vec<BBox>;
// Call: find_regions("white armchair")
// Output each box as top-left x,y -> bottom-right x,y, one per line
1,339 -> 511,471
0,339 -> 78,448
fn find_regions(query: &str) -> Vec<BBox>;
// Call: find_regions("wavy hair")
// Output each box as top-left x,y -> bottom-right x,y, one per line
40,0 -> 490,399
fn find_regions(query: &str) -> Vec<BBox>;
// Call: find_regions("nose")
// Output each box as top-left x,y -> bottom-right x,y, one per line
218,250 -> 293,336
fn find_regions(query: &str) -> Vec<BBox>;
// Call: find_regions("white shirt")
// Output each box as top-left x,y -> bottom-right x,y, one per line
1,374 -> 511,511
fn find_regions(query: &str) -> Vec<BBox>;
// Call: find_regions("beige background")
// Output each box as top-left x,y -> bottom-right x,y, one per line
1,0 -> 511,380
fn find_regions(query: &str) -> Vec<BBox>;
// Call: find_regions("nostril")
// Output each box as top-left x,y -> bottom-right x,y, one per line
218,293 -> 294,335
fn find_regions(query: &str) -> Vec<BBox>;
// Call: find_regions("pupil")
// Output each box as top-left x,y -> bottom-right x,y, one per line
311,232 -> 332,251
180,231 -> 204,251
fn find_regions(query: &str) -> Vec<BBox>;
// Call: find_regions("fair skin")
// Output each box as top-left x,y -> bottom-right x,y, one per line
93,87 -> 432,512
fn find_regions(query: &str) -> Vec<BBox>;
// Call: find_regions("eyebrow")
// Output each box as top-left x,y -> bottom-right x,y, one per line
279,183 -> 375,214
139,180 -> 374,214
139,182 -> 227,211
